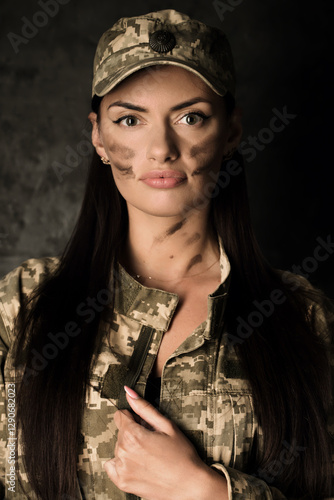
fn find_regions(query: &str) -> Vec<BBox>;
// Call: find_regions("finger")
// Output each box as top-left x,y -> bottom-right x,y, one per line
114,408 -> 135,429
124,386 -> 174,434
104,458 -> 117,481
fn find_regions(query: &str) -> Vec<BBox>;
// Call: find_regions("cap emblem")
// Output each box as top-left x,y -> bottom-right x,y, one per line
149,30 -> 176,53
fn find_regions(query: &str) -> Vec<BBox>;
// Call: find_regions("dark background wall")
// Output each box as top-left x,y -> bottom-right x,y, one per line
0,0 -> 333,295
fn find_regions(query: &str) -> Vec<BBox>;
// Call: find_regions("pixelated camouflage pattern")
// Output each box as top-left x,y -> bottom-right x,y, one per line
92,10 -> 236,99
0,248 -> 333,499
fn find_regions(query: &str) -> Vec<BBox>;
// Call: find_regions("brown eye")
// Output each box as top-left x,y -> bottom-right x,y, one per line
113,115 -> 140,127
179,113 -> 208,126
186,114 -> 200,125
123,116 -> 139,127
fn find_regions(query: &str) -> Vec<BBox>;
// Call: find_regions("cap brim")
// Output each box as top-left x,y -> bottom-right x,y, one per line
93,58 -> 227,98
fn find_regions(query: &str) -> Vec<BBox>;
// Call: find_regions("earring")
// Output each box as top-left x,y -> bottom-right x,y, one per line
100,156 -> 110,165
222,147 -> 236,161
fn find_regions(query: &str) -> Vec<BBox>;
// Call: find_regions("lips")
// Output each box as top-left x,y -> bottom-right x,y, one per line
140,170 -> 187,180
140,170 -> 187,189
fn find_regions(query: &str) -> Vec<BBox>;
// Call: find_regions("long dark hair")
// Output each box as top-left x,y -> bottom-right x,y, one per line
14,95 -> 332,499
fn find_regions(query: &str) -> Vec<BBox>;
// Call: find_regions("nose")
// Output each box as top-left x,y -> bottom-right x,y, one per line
146,122 -> 180,164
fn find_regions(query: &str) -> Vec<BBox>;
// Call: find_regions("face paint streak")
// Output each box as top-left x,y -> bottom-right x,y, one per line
109,142 -> 136,160
166,219 -> 187,236
189,135 -> 219,158
185,233 -> 201,245
112,162 -> 135,177
154,219 -> 187,244
186,254 -> 202,272
189,142 -> 207,158
108,141 -> 135,177
191,164 -> 212,176
190,138 -> 219,176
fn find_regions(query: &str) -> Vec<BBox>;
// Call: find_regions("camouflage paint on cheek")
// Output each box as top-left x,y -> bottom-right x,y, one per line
112,161 -> 134,178
189,140 -> 208,159
108,142 -> 136,160
108,141 -> 136,177
189,137 -> 221,176
186,254 -> 202,272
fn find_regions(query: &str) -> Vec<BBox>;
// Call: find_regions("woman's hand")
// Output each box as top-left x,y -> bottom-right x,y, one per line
104,386 -> 228,500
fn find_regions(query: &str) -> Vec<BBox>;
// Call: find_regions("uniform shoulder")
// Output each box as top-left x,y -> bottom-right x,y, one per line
0,256 -> 59,299
0,257 -> 59,345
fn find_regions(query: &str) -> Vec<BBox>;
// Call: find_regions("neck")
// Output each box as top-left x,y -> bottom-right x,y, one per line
121,206 -> 220,283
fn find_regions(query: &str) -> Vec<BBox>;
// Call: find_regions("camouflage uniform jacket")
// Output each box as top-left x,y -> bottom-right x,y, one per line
0,251 -> 333,499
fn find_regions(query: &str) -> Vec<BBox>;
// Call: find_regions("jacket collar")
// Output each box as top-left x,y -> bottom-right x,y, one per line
114,237 -> 230,339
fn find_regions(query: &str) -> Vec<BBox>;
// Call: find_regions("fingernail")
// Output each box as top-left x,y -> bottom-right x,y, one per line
124,385 -> 139,399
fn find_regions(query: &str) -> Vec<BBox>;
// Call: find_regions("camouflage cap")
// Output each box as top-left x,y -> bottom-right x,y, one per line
92,9 -> 236,99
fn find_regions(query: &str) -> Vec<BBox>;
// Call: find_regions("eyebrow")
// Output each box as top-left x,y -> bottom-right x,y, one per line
108,101 -> 146,112
170,98 -> 211,111
107,97 -> 212,113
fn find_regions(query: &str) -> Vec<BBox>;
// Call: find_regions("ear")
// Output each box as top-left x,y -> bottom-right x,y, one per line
224,107 -> 243,153
88,112 -> 108,159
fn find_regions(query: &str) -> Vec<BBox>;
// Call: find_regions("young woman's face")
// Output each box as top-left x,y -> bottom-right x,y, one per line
90,65 -> 242,219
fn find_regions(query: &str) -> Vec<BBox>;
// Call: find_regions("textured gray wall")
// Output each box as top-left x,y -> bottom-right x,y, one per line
1,0 -> 333,295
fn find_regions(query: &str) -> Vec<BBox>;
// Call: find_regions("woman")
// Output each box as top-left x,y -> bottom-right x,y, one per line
0,9 -> 332,500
